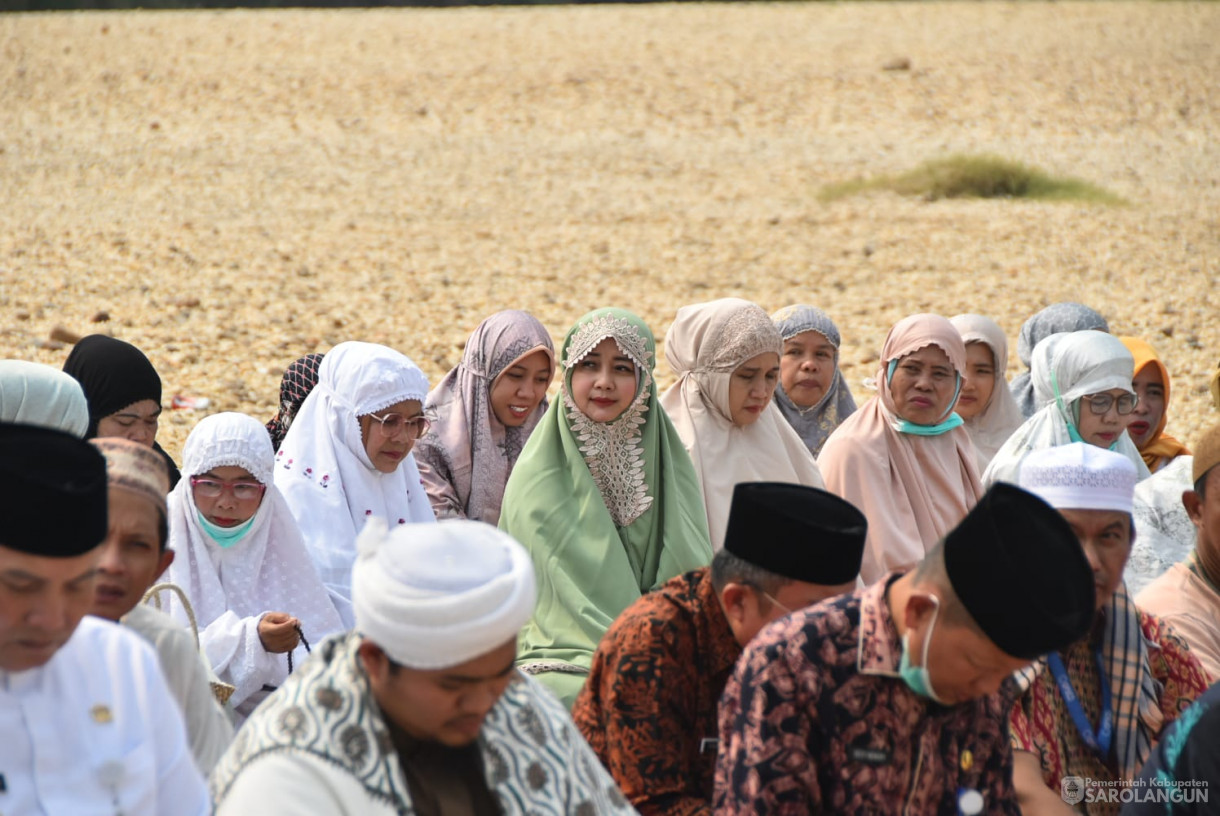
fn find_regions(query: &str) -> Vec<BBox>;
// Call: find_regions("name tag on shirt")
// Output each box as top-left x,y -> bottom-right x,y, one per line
699,738 -> 719,754
848,745 -> 892,766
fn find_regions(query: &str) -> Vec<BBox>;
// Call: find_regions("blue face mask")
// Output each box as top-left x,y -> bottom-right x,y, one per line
899,595 -> 949,705
197,511 -> 256,549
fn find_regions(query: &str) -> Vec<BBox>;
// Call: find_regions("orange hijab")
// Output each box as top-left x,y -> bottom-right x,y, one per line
1119,337 -> 1190,473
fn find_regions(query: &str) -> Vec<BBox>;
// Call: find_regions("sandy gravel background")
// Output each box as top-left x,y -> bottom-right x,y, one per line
2,2 -> 1218,459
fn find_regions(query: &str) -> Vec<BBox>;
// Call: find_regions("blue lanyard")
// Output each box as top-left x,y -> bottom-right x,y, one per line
1046,651 -> 1113,756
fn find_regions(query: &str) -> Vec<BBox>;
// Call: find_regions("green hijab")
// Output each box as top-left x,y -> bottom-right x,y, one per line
500,308 -> 713,707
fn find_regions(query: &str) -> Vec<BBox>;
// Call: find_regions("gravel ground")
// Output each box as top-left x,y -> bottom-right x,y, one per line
2,2 -> 1218,458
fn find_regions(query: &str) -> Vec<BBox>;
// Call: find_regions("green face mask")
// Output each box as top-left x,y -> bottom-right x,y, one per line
898,595 -> 949,705
197,511 -> 256,549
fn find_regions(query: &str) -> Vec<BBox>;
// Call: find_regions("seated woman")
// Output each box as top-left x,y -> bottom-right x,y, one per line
769,304 -> 857,457
984,330 -> 1151,487
275,341 -> 435,626
660,298 -> 824,550
500,308 -> 713,708
0,359 -> 89,436
166,412 -> 345,722
819,314 -> 982,585
265,353 -> 324,452
1120,336 -> 1189,474
950,314 -> 1025,473
1010,302 -> 1109,418
415,310 -> 555,524
62,334 -> 181,486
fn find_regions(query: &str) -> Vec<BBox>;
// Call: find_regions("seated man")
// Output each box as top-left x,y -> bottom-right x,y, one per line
1137,422 -> 1220,680
211,518 -> 637,815
573,482 -> 866,816
91,437 -> 235,773
715,482 -> 1097,816
0,422 -> 208,815
1012,443 -> 1210,816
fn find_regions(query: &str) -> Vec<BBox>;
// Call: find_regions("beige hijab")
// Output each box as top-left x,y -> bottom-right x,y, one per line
818,314 -> 983,584
950,314 -> 1026,473
660,298 -> 824,551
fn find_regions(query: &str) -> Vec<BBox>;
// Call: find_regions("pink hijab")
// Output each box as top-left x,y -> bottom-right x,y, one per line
818,314 -> 983,584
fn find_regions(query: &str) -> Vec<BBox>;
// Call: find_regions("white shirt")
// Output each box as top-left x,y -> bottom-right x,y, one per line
0,616 -> 210,815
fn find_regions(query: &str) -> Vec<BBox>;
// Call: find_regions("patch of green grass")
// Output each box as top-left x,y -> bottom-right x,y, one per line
819,154 -> 1126,205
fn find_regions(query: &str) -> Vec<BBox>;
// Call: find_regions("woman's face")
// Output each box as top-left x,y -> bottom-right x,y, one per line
359,399 -> 426,474
191,465 -> 265,527
779,331 -> 836,408
1127,364 -> 1166,449
96,399 -> 161,447
1075,388 -> 1135,448
489,350 -> 554,428
729,352 -> 781,428
888,345 -> 957,425
955,342 -> 997,421
568,337 -> 637,424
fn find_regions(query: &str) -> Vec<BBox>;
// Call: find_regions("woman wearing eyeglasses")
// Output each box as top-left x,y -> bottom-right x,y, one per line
983,330 -> 1152,487
166,412 -> 345,722
274,341 -> 436,628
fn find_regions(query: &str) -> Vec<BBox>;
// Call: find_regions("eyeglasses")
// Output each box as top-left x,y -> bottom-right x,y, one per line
1083,392 -> 1138,416
367,412 -> 431,440
190,477 -> 266,501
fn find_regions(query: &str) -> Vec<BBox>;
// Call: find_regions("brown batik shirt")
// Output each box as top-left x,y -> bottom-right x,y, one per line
714,573 -> 1021,816
572,567 -> 742,816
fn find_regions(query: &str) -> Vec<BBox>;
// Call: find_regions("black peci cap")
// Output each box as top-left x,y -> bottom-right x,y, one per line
724,482 -> 867,585
0,422 -> 109,557
944,482 -> 1095,660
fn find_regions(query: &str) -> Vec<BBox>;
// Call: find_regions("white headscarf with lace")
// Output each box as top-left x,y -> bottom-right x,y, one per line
166,412 -> 345,714
275,342 -> 436,626
660,298 -> 824,550
984,331 -> 1151,487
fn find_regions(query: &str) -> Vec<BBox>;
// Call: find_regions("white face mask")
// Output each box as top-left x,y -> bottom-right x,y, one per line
898,594 -> 950,705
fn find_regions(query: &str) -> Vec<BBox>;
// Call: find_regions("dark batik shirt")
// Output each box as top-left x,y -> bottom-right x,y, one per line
715,573 -> 1021,816
572,568 -> 742,816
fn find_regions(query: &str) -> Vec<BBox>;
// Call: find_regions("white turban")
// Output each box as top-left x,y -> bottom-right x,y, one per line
352,518 -> 537,669
1019,442 -> 1137,515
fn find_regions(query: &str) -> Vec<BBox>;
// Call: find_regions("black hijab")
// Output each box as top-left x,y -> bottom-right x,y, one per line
63,334 -> 181,488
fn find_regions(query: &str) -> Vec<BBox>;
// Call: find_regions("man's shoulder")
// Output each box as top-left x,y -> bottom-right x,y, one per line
123,603 -> 195,646
68,614 -> 159,663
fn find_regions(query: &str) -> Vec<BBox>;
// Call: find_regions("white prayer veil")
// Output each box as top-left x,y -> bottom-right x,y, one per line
275,342 -> 436,626
166,412 -> 345,713
984,331 -> 1150,487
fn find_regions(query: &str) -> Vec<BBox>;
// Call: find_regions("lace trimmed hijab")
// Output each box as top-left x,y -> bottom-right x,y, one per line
660,298 -> 825,551
500,308 -> 712,708
770,304 -> 857,457
818,314 -> 983,584
415,310 -> 555,525
274,341 -> 436,627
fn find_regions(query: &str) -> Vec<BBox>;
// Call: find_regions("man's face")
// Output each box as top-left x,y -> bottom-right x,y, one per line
1058,508 -> 1133,611
723,579 -> 856,648
92,488 -> 173,622
361,638 -> 517,747
1184,467 -> 1220,562
0,544 -> 103,671
904,593 -> 1031,705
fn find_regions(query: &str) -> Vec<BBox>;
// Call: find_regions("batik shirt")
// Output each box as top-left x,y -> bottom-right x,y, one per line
715,574 -> 1020,816
572,568 -> 741,816
1009,611 -> 1208,816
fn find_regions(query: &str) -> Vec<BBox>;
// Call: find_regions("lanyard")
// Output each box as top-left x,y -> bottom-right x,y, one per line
1047,651 -> 1113,756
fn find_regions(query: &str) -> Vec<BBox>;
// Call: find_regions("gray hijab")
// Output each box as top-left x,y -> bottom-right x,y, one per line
770,305 -> 857,456
1009,302 -> 1109,418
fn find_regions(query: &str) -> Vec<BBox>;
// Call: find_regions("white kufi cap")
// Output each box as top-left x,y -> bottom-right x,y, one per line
352,518 -> 537,670
1018,442 -> 1137,514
